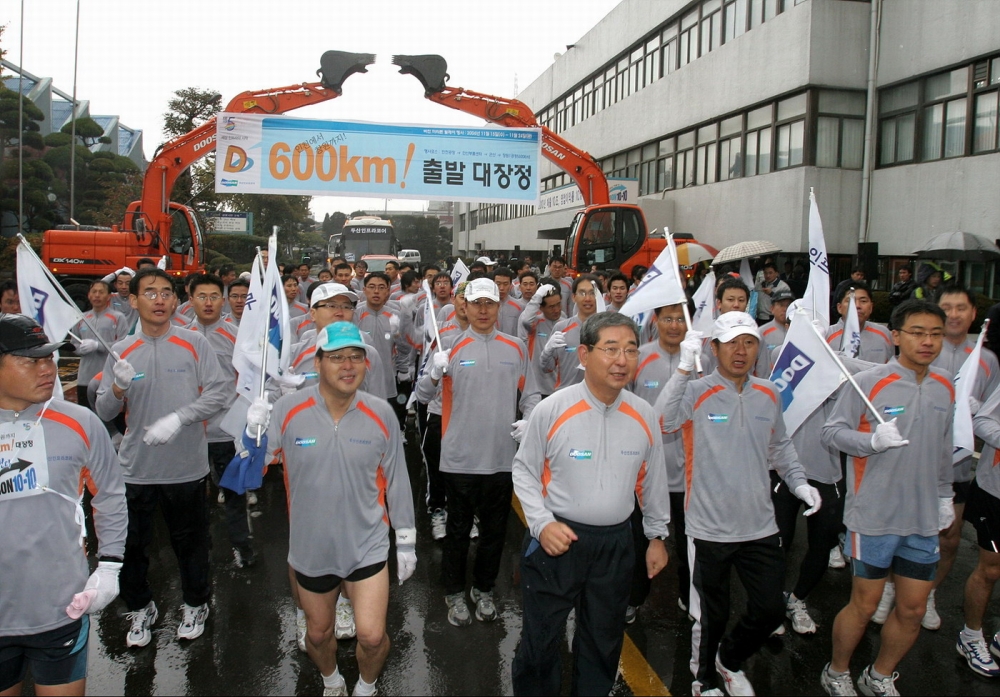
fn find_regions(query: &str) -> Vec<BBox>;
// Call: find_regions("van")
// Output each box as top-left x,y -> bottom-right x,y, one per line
398,249 -> 421,265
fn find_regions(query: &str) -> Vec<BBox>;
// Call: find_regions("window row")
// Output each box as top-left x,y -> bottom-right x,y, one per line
879,55 -> 1000,166
537,0 -> 813,134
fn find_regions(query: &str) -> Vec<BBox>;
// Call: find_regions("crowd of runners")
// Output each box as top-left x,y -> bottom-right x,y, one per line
1,252 -> 999,697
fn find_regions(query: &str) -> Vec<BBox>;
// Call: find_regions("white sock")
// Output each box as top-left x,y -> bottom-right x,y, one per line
353,676 -> 377,696
322,667 -> 344,688
296,608 -> 305,621
961,625 -> 984,641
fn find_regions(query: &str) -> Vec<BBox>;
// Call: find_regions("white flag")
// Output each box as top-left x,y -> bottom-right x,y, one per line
690,270 -> 717,334
618,246 -> 687,320
233,232 -> 292,400
801,190 -> 831,326
156,255 -> 167,270
450,259 -> 470,287
953,329 -> 986,463
770,310 -> 846,435
841,292 -> 861,358
16,243 -> 81,343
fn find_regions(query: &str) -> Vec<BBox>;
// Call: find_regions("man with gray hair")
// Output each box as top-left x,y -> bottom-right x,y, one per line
512,311 -> 670,696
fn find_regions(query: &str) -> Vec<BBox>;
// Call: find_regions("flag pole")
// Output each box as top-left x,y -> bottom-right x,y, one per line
667,231 -> 702,374
804,312 -> 885,425
422,280 -> 445,374
255,245 -> 268,446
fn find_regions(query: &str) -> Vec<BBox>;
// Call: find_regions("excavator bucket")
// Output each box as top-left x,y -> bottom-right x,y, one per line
392,54 -> 450,96
317,51 -> 376,94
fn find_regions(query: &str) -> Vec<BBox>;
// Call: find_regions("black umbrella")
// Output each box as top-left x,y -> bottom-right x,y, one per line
913,231 -> 1000,261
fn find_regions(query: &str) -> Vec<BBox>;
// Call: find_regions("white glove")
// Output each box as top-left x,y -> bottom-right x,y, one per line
541,331 -> 567,360
388,314 -> 400,337
794,484 -> 823,516
275,372 -> 305,396
396,528 -> 417,585
679,330 -> 704,372
530,284 -> 555,305
66,560 -> 121,618
939,496 -> 955,531
246,397 -> 272,433
143,412 -> 183,446
870,417 -> 909,452
511,419 -> 527,443
112,359 -> 136,390
77,339 -> 99,355
430,350 -> 450,380
121,266 -> 136,277
970,396 -> 982,415
396,369 -> 413,383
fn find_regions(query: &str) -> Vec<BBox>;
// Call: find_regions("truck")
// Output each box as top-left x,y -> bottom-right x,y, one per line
327,215 -> 398,265
41,50 -> 375,306
392,54 -> 675,278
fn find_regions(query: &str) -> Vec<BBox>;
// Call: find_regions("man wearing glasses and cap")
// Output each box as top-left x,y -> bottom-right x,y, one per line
0,314 -> 127,697
657,311 -> 818,696
94,268 -> 229,649
249,321 -> 416,697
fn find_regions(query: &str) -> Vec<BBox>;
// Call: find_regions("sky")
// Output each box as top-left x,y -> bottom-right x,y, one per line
1,0 -> 622,221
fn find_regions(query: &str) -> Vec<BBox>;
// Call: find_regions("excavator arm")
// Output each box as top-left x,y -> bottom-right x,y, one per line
132,50 -> 376,247
392,54 -> 610,205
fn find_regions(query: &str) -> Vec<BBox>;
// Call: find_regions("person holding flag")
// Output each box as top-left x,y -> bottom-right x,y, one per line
539,276 -> 600,393
95,267 -> 229,647
826,282 -> 893,364
819,300 -> 954,697
69,281 -> 127,410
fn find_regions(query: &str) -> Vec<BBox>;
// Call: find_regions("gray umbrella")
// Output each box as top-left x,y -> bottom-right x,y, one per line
913,231 -> 1000,261
711,240 -> 782,266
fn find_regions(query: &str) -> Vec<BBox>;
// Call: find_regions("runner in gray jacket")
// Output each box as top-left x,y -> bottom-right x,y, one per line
69,280 -> 127,410
539,275 -> 599,393
518,281 -> 563,398
94,268 -> 229,649
0,314 -> 127,697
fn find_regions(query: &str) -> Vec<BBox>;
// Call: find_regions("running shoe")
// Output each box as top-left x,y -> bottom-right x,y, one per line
445,592 -> 472,627
771,623 -> 786,637
125,600 -> 158,648
828,546 -> 847,569
921,589 -> 940,630
871,582 -> 895,625
692,683 -> 725,696
233,545 -> 256,569
246,490 -> 258,506
177,603 -> 210,641
956,633 -> 1000,677
819,664 -> 857,696
715,651 -> 755,696
625,605 -> 638,625
431,508 -> 447,541
470,588 -> 497,622
992,630 -> 1000,660
321,679 -> 348,696
335,597 -> 356,640
856,666 -> 899,696
470,517 -> 479,539
786,593 -> 817,635
217,490 -> 225,505
296,613 -> 307,652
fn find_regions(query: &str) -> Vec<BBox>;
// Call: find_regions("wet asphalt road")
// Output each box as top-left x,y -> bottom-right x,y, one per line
35,411 -> 1000,695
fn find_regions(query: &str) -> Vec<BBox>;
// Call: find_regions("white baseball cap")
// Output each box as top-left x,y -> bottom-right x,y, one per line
712,311 -> 761,343
464,277 -> 500,303
475,256 -> 497,266
310,282 -> 358,307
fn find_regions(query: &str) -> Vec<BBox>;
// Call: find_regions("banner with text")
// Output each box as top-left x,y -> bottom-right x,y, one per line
215,114 -> 541,204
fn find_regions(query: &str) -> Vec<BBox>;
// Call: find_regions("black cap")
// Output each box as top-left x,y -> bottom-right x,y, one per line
0,314 -> 69,357
771,288 -> 794,304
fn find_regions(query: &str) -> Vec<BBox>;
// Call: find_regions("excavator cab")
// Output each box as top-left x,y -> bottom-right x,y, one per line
317,51 -> 377,94
391,55 -> 450,95
567,205 -> 646,274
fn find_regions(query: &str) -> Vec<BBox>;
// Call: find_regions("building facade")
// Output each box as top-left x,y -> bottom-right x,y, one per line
455,0 -> 1000,294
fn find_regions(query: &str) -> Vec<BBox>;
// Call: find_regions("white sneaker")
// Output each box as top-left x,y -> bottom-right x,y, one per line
828,546 -> 847,569
246,490 -> 258,506
322,679 -> 348,696
786,593 -> 818,635
296,613 -> 307,652
125,600 -> 158,648
470,587 -> 497,622
819,664 -> 857,696
217,490 -> 225,505
921,589 -> 941,630
871,582 -> 895,625
856,665 -> 899,696
431,508 -> 447,541
335,597 -> 356,640
445,592 -> 472,627
956,632 -> 1000,677
177,603 -> 209,641
715,651 -> 755,696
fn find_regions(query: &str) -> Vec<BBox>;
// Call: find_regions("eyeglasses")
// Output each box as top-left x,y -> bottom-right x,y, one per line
323,352 -> 366,364
193,294 -> 223,302
897,329 -> 945,340
314,303 -> 355,312
658,317 -> 687,325
575,290 -> 597,297
139,290 -> 175,301
588,345 -> 640,359
468,299 -> 498,307
228,294 -> 249,301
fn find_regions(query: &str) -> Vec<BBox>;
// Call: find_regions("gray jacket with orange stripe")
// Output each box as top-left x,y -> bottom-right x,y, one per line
539,315 -> 585,392
70,308 -> 128,385
822,358 -> 954,537
95,325 -> 229,484
628,342 -> 685,493
518,306 -> 563,397
972,384 -> 1000,499
265,387 -> 414,577
498,296 -> 525,336
512,381 -> 670,540
188,317 -> 239,443
287,330 -> 388,399
657,370 -> 808,543
826,318 -> 894,364
417,327 -> 537,475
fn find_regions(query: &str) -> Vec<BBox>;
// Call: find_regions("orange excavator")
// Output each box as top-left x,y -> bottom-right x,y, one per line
41,50 -> 375,305
392,54 -> 668,278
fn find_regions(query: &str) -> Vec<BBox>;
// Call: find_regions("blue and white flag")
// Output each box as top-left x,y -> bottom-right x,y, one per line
450,258 -> 470,287
841,292 -> 861,358
16,242 -> 80,343
953,327 -> 986,463
801,190 -> 831,326
770,310 -> 846,435
618,246 -> 687,321
690,270 -> 716,334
